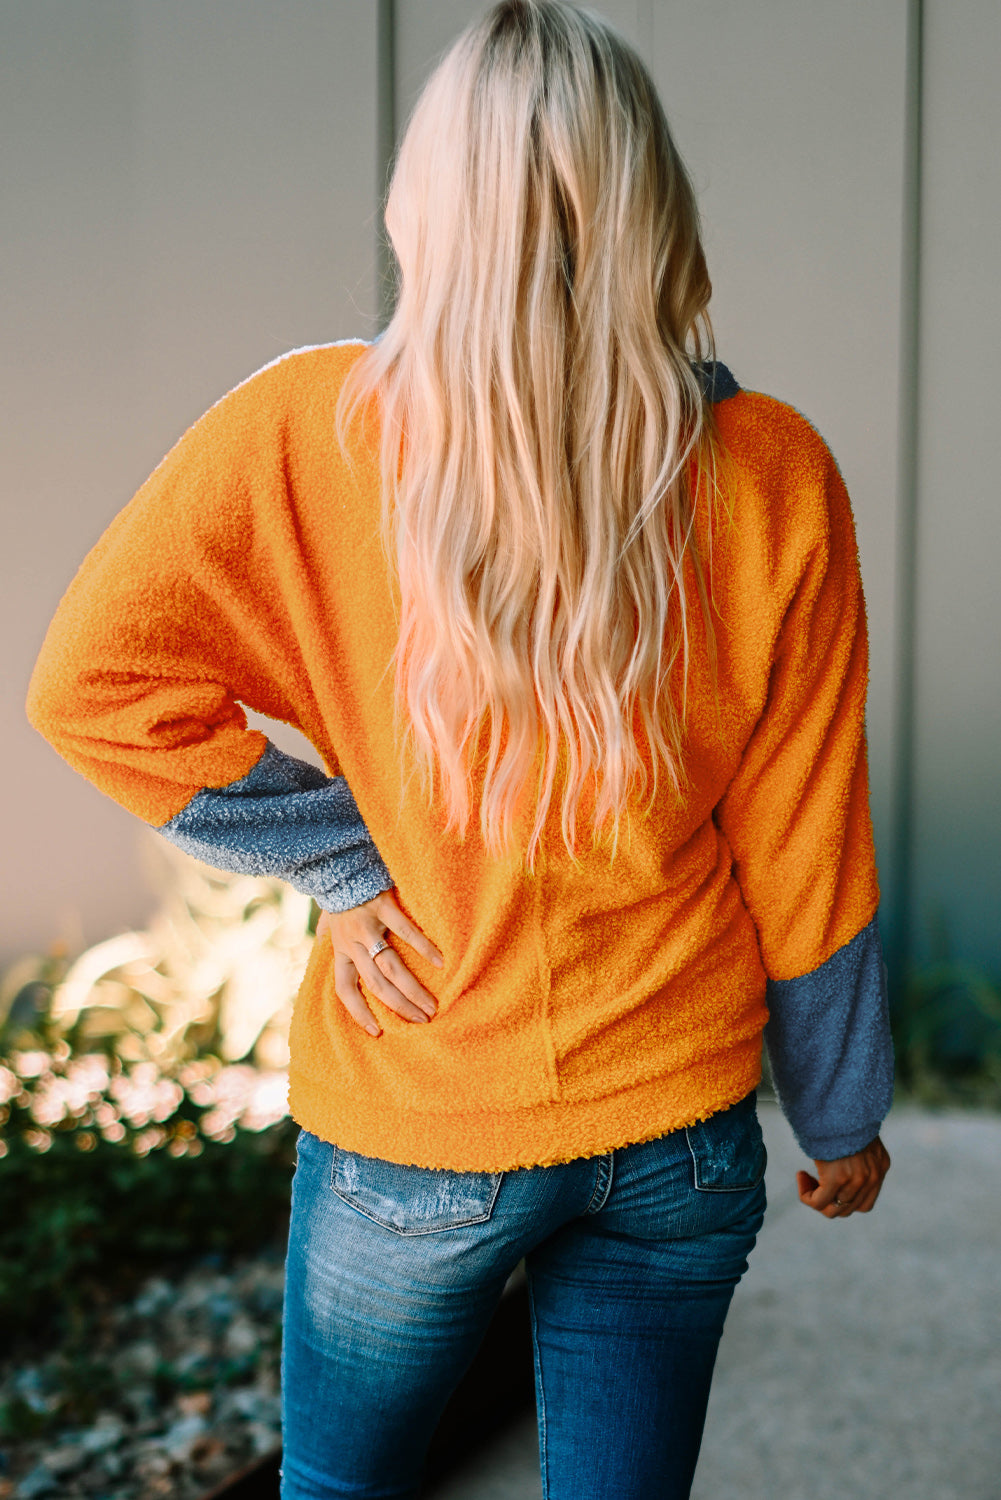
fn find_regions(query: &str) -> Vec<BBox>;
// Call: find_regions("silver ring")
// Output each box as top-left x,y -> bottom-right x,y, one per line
367,937 -> 390,961
834,1197 -> 848,1208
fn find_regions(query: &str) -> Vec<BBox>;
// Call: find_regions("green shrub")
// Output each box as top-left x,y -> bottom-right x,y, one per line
0,1048 -> 297,1344
891,961 -> 1001,1109
0,842 -> 313,1347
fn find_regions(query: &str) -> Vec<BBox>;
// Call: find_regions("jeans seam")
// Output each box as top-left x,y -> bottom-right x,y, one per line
527,1274 -> 550,1500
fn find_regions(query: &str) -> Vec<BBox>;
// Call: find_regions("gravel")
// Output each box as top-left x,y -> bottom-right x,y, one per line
0,1250 -> 286,1499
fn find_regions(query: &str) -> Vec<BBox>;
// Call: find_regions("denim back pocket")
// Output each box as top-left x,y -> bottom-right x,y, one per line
685,1091 -> 767,1193
330,1146 -> 503,1235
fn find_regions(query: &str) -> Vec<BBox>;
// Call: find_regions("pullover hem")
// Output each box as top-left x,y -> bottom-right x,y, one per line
287,1035 -> 763,1172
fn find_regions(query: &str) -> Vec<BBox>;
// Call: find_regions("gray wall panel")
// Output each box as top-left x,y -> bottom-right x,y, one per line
649,0 -> 908,915
130,0 -> 379,437
2,0 -> 149,962
2,0 -> 379,962
910,0 -> 1001,968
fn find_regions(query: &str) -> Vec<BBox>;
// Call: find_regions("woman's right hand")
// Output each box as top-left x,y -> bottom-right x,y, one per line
316,890 -> 444,1037
796,1134 -> 891,1218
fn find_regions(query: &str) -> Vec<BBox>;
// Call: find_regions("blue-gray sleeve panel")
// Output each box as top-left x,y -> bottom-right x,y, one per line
764,914 -> 895,1160
694,359 -> 740,403
157,741 -> 394,913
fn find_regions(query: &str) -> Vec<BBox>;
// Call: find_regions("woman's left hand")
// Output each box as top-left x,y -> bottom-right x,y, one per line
796,1134 -> 891,1218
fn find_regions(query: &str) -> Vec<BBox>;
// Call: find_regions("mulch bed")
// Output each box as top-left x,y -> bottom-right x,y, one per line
0,1250 -> 285,1500
0,1251 -> 536,1500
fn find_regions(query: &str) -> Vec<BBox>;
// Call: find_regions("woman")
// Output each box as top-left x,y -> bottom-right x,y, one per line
27,3 -> 893,1496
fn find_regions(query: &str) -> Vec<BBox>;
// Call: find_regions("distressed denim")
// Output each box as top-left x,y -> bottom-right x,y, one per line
281,1091 -> 767,1500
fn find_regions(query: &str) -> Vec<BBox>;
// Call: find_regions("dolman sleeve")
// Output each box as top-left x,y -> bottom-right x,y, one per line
714,421 -> 894,1158
26,360 -> 392,914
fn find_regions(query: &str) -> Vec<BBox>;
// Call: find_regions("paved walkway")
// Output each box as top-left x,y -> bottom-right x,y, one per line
433,1100 -> 1001,1500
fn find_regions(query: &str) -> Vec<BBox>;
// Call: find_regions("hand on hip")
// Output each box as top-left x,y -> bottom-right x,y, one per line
316,891 -> 443,1037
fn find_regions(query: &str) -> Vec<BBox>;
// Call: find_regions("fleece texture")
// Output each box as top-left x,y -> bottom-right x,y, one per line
765,914 -> 893,1157
27,342 -> 882,1171
161,740 -> 394,912
158,738 -> 893,1159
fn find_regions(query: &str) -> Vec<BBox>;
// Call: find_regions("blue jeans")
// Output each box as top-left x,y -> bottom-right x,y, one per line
281,1091 -> 766,1500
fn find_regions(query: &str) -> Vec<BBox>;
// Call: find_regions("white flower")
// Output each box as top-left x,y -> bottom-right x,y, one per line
109,1063 -> 183,1127
193,1064 -> 288,1136
10,1050 -> 51,1079
240,1071 -> 290,1133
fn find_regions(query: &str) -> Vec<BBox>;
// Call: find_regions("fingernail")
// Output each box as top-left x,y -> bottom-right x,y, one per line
433,956 -> 444,968
365,1024 -> 380,1036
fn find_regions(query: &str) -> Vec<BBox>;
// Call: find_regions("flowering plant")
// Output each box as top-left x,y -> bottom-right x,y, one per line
0,840 -> 312,1341
0,839 -> 314,1157
0,1049 -> 290,1162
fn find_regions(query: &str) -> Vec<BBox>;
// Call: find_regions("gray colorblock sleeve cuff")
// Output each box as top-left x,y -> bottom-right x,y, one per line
157,741 -> 394,913
764,914 -> 895,1160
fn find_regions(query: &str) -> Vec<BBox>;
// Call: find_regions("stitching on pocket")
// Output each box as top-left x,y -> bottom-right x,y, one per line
329,1146 -> 503,1235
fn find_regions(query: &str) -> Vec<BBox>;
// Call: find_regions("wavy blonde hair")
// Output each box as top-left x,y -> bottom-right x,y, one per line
339,0 -> 722,870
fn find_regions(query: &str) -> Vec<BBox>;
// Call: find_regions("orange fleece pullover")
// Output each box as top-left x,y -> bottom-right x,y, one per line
27,342 -> 880,1170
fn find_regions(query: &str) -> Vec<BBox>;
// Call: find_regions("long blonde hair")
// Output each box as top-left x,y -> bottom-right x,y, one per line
339,0 -> 721,871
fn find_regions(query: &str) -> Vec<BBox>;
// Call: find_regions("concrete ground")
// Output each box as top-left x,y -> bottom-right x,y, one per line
432,1100 -> 1001,1500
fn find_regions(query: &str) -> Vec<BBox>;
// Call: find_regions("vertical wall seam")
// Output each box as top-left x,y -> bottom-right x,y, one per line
376,0 -> 397,328
637,0 -> 654,62
887,0 -> 924,991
